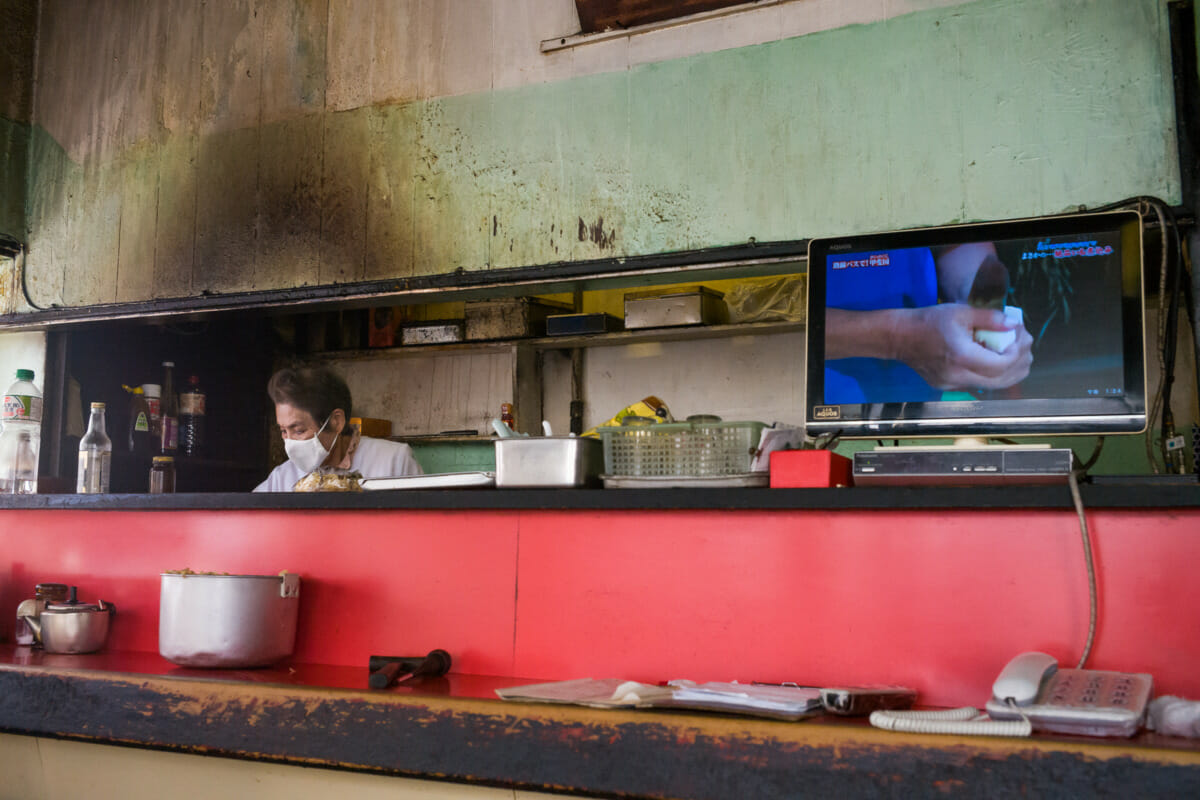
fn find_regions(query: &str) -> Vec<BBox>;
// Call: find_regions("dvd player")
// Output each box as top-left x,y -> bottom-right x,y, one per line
853,447 -> 1074,486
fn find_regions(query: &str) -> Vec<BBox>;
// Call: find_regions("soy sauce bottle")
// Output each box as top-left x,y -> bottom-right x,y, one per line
160,362 -> 179,454
179,374 -> 205,457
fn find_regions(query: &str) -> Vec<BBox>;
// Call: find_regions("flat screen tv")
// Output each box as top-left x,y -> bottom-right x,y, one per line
804,210 -> 1146,440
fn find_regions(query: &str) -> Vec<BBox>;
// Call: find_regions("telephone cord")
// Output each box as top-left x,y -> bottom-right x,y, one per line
1068,470 -> 1097,670
869,707 -> 1032,737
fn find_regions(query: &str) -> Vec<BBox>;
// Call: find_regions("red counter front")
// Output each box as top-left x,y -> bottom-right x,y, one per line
4,497 -> 1198,708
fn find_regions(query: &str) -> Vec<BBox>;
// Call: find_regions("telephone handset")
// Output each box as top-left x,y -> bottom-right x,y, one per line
985,651 -> 1153,737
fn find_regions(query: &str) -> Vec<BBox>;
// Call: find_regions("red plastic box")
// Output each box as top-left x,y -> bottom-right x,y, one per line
769,449 -> 853,488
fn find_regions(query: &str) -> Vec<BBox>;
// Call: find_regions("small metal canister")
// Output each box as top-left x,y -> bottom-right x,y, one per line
150,456 -> 176,493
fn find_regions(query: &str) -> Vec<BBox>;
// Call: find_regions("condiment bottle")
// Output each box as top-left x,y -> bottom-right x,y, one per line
123,384 -> 154,456
179,375 -> 205,457
149,455 -> 176,493
141,383 -> 162,438
77,402 -> 112,494
160,361 -> 178,454
500,402 -> 515,430
15,582 -> 68,646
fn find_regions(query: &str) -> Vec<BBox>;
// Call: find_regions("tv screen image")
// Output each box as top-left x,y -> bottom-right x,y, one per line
805,211 -> 1146,440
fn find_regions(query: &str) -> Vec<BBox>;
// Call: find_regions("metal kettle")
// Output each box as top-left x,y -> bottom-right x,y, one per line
20,586 -> 115,654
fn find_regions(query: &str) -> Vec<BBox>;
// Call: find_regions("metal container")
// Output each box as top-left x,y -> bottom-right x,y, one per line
22,594 -> 115,654
545,312 -> 624,336
159,572 -> 301,668
465,298 -> 572,340
401,320 -> 464,345
623,286 -> 728,329
494,436 -> 604,488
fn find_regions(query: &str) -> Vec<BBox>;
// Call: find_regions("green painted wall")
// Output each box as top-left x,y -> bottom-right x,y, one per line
18,0 -> 1182,310
410,441 -> 496,474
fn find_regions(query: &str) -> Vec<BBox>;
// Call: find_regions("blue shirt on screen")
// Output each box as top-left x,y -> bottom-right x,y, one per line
824,247 -> 940,404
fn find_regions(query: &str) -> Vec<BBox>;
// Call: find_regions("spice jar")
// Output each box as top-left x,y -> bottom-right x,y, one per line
149,455 -> 176,494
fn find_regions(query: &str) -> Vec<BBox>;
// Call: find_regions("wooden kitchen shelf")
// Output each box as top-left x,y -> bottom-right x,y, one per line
301,319 -> 805,362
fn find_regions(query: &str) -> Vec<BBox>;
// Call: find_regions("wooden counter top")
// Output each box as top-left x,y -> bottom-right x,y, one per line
2,647 -> 1199,798
2,477 -> 1197,511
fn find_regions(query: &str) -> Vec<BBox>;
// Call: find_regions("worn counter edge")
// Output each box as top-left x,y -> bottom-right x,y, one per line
2,665 -> 1199,799
0,481 -> 1196,511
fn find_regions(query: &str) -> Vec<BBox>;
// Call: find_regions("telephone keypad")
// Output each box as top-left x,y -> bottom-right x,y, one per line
1015,668 -> 1154,736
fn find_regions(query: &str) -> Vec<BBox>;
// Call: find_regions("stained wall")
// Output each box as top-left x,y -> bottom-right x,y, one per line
12,0 -> 1181,311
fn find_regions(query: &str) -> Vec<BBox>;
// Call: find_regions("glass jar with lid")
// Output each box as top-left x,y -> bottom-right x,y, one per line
149,456 -> 176,493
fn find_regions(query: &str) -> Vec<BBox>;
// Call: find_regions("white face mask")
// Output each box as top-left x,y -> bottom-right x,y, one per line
283,414 -> 334,474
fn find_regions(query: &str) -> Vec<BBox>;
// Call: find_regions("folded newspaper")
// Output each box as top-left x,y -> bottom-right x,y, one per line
495,678 -> 822,721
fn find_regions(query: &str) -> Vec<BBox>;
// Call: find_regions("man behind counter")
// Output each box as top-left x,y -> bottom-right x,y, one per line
253,366 -> 423,492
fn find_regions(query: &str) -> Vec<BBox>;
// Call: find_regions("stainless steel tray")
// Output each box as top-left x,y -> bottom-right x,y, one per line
495,436 -> 603,488
601,473 -> 768,489
360,472 -> 495,490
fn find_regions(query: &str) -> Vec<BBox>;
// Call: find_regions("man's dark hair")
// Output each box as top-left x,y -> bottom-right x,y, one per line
267,367 -> 353,424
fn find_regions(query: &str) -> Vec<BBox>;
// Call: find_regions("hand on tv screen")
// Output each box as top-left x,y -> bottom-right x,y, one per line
902,304 -> 1033,390
825,305 -> 1033,391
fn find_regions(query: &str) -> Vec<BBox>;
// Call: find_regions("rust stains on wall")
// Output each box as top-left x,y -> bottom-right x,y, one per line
577,215 -> 616,250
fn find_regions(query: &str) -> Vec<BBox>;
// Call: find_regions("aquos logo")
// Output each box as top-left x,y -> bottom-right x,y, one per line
812,406 -> 842,420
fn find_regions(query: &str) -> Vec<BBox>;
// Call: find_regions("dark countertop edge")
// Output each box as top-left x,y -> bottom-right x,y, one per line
1,663 -> 1198,799
0,481 -> 1197,511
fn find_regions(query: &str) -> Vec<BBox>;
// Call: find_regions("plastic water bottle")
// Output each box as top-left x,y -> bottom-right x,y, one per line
77,402 -> 112,494
1,368 -> 42,494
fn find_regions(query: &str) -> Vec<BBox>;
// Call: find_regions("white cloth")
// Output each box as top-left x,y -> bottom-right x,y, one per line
1147,696 -> 1200,738
253,436 -> 423,492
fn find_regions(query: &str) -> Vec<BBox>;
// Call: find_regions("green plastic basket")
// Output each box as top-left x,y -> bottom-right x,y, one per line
597,420 -> 767,477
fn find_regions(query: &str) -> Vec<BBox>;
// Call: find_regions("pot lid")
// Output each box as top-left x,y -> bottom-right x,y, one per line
43,585 -> 107,613
44,601 -> 104,613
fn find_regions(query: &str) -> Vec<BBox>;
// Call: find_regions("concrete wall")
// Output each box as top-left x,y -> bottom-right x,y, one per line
14,0 -> 1180,310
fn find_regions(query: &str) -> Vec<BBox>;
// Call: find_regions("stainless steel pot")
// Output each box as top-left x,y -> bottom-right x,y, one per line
21,592 -> 115,654
159,572 -> 300,668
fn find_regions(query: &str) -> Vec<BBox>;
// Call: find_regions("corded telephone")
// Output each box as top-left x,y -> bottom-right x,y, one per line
869,652 -> 1153,738
984,651 -> 1153,737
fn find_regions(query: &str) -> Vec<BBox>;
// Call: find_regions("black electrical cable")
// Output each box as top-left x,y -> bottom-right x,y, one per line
15,245 -> 50,312
1078,437 -> 1106,473
1156,202 -> 1186,471
815,430 -> 842,451
1088,195 -> 1188,473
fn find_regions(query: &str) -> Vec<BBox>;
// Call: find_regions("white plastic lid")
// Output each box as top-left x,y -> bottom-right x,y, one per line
142,384 -> 161,397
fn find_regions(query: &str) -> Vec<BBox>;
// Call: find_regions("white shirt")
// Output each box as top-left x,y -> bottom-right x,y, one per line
253,436 -> 423,492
